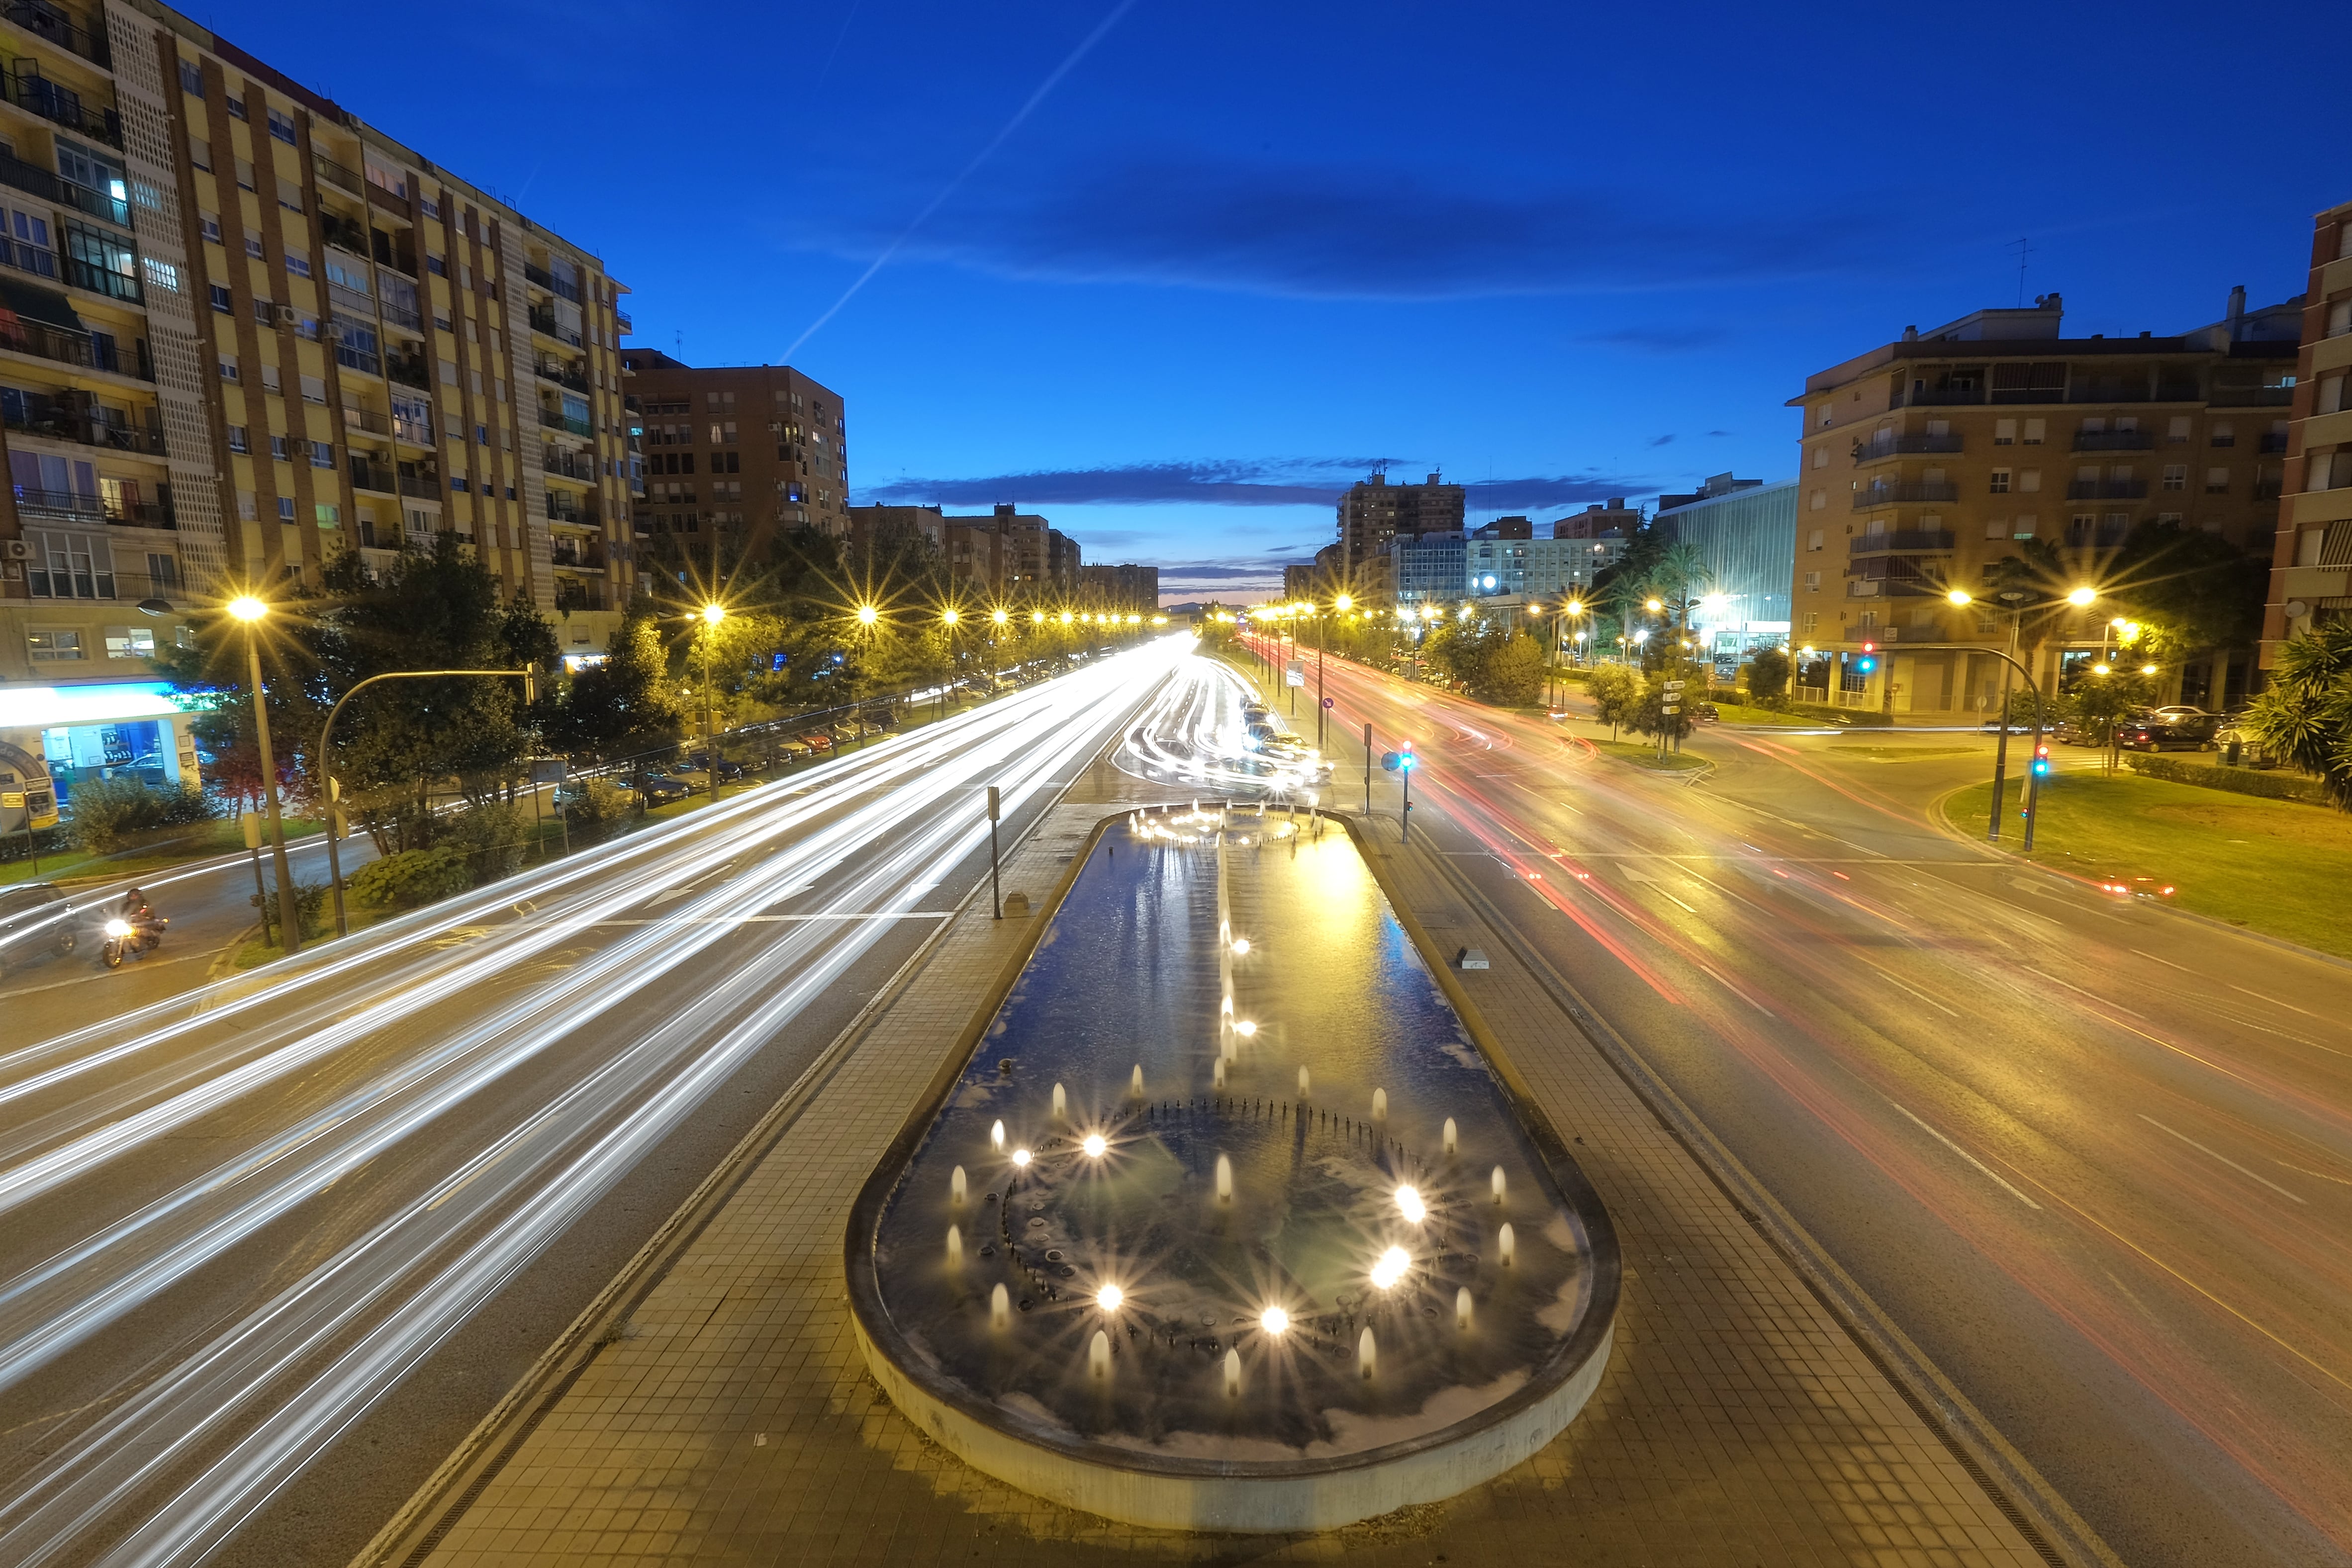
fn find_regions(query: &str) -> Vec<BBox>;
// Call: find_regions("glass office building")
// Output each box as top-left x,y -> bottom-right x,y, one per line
1656,478 -> 1797,680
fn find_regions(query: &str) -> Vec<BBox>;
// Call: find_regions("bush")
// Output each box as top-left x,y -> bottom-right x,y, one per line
349,846 -> 473,911
2123,753 -> 2331,805
563,777 -> 638,835
1741,646 -> 1790,706
1630,685 -> 1695,745
1474,633 -> 1548,705
1584,665 -> 1641,738
257,876 -> 332,942
439,800 -> 527,884
69,778 -> 218,853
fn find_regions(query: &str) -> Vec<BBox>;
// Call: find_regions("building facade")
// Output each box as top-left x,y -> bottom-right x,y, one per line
619,350 -> 845,571
1653,475 -> 1796,680
1077,562 -> 1158,610
1336,468 -> 1463,573
847,502 -> 1079,601
1788,291 -> 2296,715
0,0 -> 637,794
2266,199 -> 2352,659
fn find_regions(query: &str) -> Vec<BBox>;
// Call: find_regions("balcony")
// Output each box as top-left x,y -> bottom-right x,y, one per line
12,486 -> 173,527
549,542 -> 606,570
348,458 -> 394,494
0,314 -> 91,370
1848,529 -> 1956,554
2209,386 -> 2293,408
385,353 -> 429,390
379,298 -> 421,333
534,359 -> 588,393
542,447 -> 597,481
3,2 -> 110,67
2258,433 -> 2290,454
1,64 -> 118,146
1851,481 -> 1958,509
2066,479 -> 2147,499
321,215 -> 368,255
546,496 -> 599,526
339,402 -> 391,437
313,152 -> 363,196
1886,387 -> 1985,409
2072,429 -> 2153,452
538,405 -> 592,438
526,304 -> 582,348
1851,434 -> 1961,465
396,473 -> 440,500
614,309 -> 632,335
27,562 -> 183,603
63,254 -> 137,302
2254,477 -> 2284,500
4,397 -> 163,454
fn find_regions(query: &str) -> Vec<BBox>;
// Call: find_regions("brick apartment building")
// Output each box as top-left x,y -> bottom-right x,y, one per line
618,349 -> 846,571
2267,199 -> 2352,659
1788,290 -> 2298,714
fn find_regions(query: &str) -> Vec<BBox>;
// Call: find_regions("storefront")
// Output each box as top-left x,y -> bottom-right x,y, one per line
0,681 -> 201,806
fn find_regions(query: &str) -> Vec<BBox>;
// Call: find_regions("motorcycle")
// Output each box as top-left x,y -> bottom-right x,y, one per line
101,913 -> 166,969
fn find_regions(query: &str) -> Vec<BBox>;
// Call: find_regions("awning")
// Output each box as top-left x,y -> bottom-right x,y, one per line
0,276 -> 85,333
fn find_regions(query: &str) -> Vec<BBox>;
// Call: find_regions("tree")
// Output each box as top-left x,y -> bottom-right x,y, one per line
2240,622 -> 2352,809
1478,632 -> 1548,705
1630,682 -> 1693,745
547,599 -> 683,762
2069,668 -> 2156,755
1585,664 -> 1641,739
1741,645 -> 1791,707
2103,520 -> 2266,663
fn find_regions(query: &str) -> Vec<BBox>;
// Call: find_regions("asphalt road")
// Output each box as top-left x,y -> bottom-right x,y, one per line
1255,637 -> 2352,1568
0,639 -> 1185,1568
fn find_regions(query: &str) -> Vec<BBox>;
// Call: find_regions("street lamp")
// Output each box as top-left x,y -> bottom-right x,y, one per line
1945,587 -> 2055,848
226,593 -> 300,955
700,601 -> 726,806
856,604 -> 879,627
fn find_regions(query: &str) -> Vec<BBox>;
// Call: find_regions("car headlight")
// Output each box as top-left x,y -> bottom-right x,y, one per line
105,919 -> 132,938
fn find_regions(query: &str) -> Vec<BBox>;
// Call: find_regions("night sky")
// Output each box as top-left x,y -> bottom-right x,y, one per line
213,0 -> 2345,602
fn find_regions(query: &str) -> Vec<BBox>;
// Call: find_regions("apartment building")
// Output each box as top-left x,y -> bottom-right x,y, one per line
1336,468 -> 1463,573
844,501 -> 1079,600
1788,290 -> 2298,714
0,0 -> 639,728
619,349 -> 847,569
1076,562 -> 1158,611
2266,198 -> 2352,660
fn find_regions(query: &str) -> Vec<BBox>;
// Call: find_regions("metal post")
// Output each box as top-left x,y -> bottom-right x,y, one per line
245,627 -> 300,954
704,618 -> 719,807
987,785 -> 1002,920
1988,611 -> 2018,842
1401,756 -> 1411,844
1363,721 -> 1372,815
244,810 -> 273,949
2024,702 -> 2046,852
1316,612 -> 1325,749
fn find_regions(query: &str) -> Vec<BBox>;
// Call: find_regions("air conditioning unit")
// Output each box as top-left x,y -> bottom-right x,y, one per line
275,303 -> 300,325
1,539 -> 31,560
2,561 -> 21,580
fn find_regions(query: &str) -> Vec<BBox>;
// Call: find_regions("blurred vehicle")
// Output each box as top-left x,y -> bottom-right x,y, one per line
683,750 -> 748,782
2053,715 -> 2104,746
630,772 -> 694,805
2089,873 -> 2176,901
558,777 -> 641,811
1690,702 -> 1719,724
799,732 -> 835,753
0,882 -> 78,978
2116,709 -> 2220,751
775,736 -> 814,759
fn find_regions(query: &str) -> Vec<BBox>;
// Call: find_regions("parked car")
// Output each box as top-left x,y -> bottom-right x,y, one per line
683,750 -> 748,782
1690,701 -> 1720,724
0,882 -> 78,979
775,736 -> 814,759
2116,708 -> 2220,751
799,731 -> 835,753
630,772 -> 694,805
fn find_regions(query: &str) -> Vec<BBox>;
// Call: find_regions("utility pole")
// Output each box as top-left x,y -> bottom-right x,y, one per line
1363,721 -> 1372,815
987,785 -> 1002,920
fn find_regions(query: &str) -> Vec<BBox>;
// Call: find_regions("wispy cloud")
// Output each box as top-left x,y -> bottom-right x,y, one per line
862,458 -> 1650,512
799,155 -> 1869,301
1648,435 -> 1676,448
1581,325 -> 1732,353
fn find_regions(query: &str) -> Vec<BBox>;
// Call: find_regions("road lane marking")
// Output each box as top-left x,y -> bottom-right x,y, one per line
1854,961 -> 1963,1019
578,913 -> 953,926
2274,1160 -> 2352,1187
1886,1100 -> 2042,1209
2139,1115 -> 2306,1204
2130,948 -> 2194,973
2227,983 -> 2324,1021
2024,965 -> 2144,1017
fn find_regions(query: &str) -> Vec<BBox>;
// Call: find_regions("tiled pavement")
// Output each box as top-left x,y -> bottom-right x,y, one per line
398,772 -> 2050,1568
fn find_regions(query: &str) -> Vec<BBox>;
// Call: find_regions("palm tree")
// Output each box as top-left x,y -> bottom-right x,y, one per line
2241,622 -> 2352,809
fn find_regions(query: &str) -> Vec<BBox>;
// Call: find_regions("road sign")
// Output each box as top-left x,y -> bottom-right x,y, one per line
1321,697 -> 1334,709
1381,751 -> 1402,772
1662,680 -> 1686,692
1285,659 -> 1306,687
1663,705 -> 1681,715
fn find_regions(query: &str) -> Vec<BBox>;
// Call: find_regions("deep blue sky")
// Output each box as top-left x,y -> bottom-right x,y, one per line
215,0 -> 2343,602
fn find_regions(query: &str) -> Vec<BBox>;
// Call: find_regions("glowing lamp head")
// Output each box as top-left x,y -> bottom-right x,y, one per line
1370,1247 -> 1411,1291
2140,663 -> 2158,676
226,594 -> 268,623
1334,593 -> 1353,612
1230,937 -> 1250,955
1059,611 -> 1074,626
1395,1185 -> 1427,1224
941,607 -> 959,626
1234,1019 -> 1257,1038
104,918 -> 133,938
1097,1285 -> 1123,1311
1010,1147 -> 1031,1168
856,604 -> 879,626
991,607 -> 1009,625
1082,1133 -> 1107,1158
701,601 -> 725,625
2067,586 -> 2097,607
1259,1306 -> 1289,1335
1032,611 -> 1046,625
1645,597 -> 1663,613
2092,663 -> 2111,676
1946,588 -> 1973,607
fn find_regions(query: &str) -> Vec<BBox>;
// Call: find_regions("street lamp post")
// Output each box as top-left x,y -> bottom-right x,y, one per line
227,595 -> 300,955
318,666 -> 538,939
700,600 -> 725,804
1948,586 -> 2088,850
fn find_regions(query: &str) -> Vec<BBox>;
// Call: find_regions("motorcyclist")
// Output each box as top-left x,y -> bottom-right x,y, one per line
114,887 -> 162,954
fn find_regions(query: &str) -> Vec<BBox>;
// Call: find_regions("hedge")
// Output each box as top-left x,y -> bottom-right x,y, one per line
2123,752 -> 2333,807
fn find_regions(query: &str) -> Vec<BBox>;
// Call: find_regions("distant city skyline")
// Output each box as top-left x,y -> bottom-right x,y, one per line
200,0 -> 2345,602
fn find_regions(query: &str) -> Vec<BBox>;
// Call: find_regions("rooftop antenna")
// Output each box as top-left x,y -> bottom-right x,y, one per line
2011,236 -> 2034,308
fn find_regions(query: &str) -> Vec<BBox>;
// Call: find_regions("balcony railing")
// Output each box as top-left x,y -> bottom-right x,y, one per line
538,405 -> 592,438
2072,430 -> 2153,452
27,562 -> 183,602
12,486 -> 173,527
313,153 -> 363,196
322,216 -> 368,255
549,542 -> 606,570
614,309 -> 632,335
339,403 -> 391,436
5,401 -> 164,454
396,474 -> 440,499
2208,387 -> 2293,408
1851,481 -> 1958,509
3,2 -> 111,67
1885,387 -> 1988,409
526,305 -> 582,348
348,459 -> 394,493
379,298 -> 421,333
1848,529 -> 1956,553
546,496 -> 600,526
1851,434 -> 1961,464
2066,479 -> 2147,499
1,64 -> 118,147
385,355 -> 429,390
542,448 -> 597,481
534,359 -> 588,393
0,314 -> 90,369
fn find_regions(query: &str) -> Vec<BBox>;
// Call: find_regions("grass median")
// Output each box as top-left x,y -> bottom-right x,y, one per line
1942,770 -> 2352,958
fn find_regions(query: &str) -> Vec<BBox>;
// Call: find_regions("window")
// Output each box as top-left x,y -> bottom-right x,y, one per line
2162,464 -> 2186,491
65,222 -> 139,300
2018,469 -> 2041,493
237,489 -> 257,520
2022,418 -> 2045,445
2205,467 -> 2229,494
252,296 -> 275,324
2168,416 -> 2191,443
310,440 -> 333,468
260,364 -> 280,392
267,108 -> 296,145
438,357 -> 458,386
244,228 -> 264,259
475,423 -> 488,445
27,628 -> 84,661
270,435 -> 290,462
2014,514 -> 2037,539
285,249 -> 310,278
189,137 -> 211,171
1994,418 -> 2016,446
315,503 -> 339,527
421,195 -> 441,219
147,553 -> 177,590
2211,422 -> 2236,448
1801,612 -> 1819,635
1802,570 -> 1820,592
218,354 -> 238,381
1809,489 -> 1825,511
1989,469 -> 2010,493
426,253 -> 446,277
199,211 -> 221,243
226,424 -> 248,452
225,92 -> 248,121
210,284 -> 232,313
277,496 -> 294,520
2329,298 -> 2352,339
104,625 -> 156,658
235,158 -> 255,191
1984,517 -> 2008,540
178,59 -> 203,96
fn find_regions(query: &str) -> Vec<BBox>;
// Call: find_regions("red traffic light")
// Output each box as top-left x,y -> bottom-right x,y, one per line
1861,640 -> 1877,653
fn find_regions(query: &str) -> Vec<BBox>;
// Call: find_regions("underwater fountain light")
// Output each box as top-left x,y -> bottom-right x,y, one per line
1370,1247 -> 1411,1291
1395,1186 -> 1426,1224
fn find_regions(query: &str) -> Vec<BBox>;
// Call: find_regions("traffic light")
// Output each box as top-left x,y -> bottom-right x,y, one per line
1854,651 -> 1878,674
2031,740 -> 2052,778
1397,741 -> 1415,771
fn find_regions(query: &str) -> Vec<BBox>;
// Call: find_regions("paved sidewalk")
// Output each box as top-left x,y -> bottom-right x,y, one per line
400,783 -> 2048,1568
